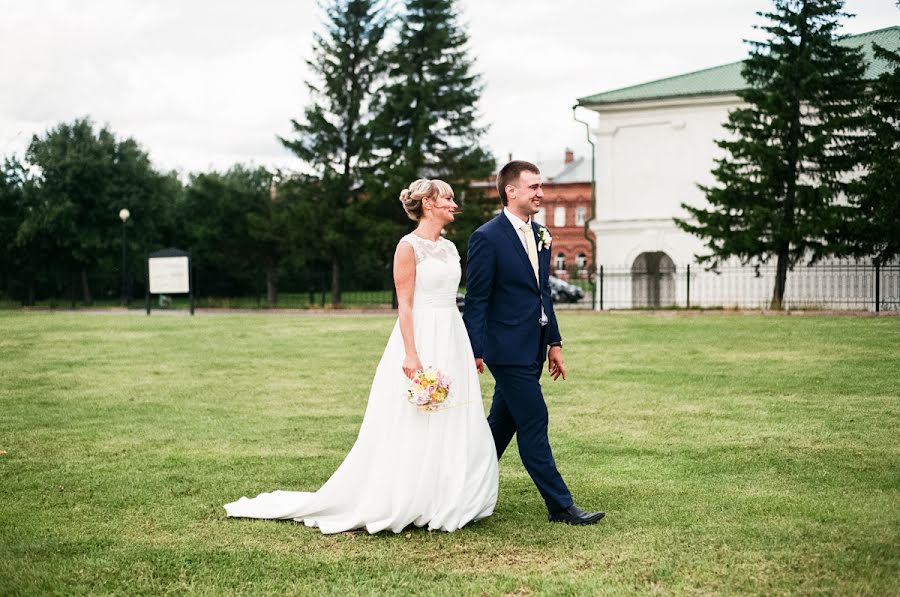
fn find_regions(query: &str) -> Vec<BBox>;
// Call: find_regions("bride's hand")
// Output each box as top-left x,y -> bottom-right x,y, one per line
402,354 -> 423,380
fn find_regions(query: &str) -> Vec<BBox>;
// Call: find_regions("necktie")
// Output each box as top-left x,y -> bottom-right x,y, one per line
520,223 -> 539,284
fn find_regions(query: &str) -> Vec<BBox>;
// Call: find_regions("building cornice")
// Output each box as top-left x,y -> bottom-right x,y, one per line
585,93 -> 742,116
591,218 -> 680,232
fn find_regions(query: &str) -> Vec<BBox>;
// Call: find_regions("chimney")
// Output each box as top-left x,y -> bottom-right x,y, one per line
564,148 -> 574,164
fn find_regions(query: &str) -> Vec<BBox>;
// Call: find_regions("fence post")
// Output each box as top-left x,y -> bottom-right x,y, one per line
189,250 -> 195,316
599,265 -> 604,311
145,251 -> 151,315
686,264 -> 691,309
875,259 -> 880,313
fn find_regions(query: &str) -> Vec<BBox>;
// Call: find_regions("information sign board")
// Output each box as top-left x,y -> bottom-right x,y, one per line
148,256 -> 190,294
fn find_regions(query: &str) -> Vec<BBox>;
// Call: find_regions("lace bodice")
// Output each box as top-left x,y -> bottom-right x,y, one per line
400,233 -> 459,264
399,233 -> 461,309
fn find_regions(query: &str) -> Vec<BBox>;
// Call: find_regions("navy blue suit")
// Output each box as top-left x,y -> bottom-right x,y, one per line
463,213 -> 573,512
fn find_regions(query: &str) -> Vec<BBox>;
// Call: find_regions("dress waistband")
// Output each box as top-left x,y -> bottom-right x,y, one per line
413,291 -> 458,309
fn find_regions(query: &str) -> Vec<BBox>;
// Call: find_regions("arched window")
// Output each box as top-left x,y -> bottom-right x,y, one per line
575,253 -> 587,269
555,252 -> 566,271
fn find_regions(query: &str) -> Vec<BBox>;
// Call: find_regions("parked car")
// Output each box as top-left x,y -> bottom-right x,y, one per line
457,279 -> 583,311
548,276 -> 584,303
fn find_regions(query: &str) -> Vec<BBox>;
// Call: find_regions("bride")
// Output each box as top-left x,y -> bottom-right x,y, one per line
224,179 -> 499,534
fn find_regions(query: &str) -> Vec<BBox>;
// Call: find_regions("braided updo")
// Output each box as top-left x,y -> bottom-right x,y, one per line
399,178 -> 454,221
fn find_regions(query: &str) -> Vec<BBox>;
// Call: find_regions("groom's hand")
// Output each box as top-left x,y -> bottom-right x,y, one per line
474,358 -> 484,374
548,346 -> 566,381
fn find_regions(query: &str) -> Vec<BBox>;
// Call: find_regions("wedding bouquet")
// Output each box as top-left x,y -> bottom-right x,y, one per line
407,367 -> 451,412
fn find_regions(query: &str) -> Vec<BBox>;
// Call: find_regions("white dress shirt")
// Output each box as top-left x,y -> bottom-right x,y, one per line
503,208 -> 548,325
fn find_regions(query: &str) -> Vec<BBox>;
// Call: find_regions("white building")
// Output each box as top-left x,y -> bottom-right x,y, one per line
576,26 -> 899,310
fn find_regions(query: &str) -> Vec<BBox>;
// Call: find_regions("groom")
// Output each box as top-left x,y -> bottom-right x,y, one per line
463,160 -> 604,525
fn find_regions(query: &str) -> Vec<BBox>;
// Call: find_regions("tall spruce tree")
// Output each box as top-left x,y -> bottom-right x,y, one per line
675,0 -> 867,309
832,42 -> 900,265
280,0 -> 388,305
367,0 -> 495,265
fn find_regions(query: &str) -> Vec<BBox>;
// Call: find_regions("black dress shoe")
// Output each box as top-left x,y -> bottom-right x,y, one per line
548,504 -> 605,525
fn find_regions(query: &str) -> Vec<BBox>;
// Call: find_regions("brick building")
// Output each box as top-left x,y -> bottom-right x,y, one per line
477,150 -> 595,280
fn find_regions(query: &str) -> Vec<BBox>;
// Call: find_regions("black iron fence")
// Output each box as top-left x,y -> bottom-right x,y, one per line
587,260 -> 900,311
187,268 -> 395,309
0,264 -> 395,310
3,260 -> 897,312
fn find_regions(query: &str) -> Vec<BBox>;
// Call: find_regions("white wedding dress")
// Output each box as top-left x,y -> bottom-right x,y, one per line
224,233 -> 499,533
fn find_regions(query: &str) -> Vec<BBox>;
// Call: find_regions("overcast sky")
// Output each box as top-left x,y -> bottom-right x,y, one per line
1,1 -> 897,176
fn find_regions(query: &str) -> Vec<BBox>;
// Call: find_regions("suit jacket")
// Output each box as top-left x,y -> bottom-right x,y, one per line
463,213 -> 562,366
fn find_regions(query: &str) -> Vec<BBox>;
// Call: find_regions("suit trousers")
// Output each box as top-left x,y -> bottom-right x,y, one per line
485,327 -> 573,513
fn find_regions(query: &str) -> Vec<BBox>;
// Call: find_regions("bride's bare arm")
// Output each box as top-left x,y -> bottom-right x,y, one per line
394,241 -> 422,379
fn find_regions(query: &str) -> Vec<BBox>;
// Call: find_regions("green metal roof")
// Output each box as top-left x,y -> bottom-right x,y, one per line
577,26 -> 899,107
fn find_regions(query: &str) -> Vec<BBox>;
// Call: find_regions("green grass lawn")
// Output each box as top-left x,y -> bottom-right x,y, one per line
1,312 -> 898,595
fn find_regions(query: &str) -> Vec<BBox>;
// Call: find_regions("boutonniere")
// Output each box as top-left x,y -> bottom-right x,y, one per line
537,226 -> 552,251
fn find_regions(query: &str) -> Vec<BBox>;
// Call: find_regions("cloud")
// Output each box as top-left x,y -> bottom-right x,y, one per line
0,0 -> 316,172
1,0 -> 897,172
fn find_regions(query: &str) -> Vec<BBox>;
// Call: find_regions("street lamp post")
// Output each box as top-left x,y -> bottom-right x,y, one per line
119,208 -> 130,306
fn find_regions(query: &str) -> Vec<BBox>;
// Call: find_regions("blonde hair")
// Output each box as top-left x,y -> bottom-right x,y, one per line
398,179 -> 454,221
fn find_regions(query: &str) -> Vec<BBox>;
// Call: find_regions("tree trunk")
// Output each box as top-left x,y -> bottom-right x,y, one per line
769,19 -> 805,311
266,268 -> 277,308
81,268 -> 93,305
771,249 -> 789,310
331,257 -> 341,306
